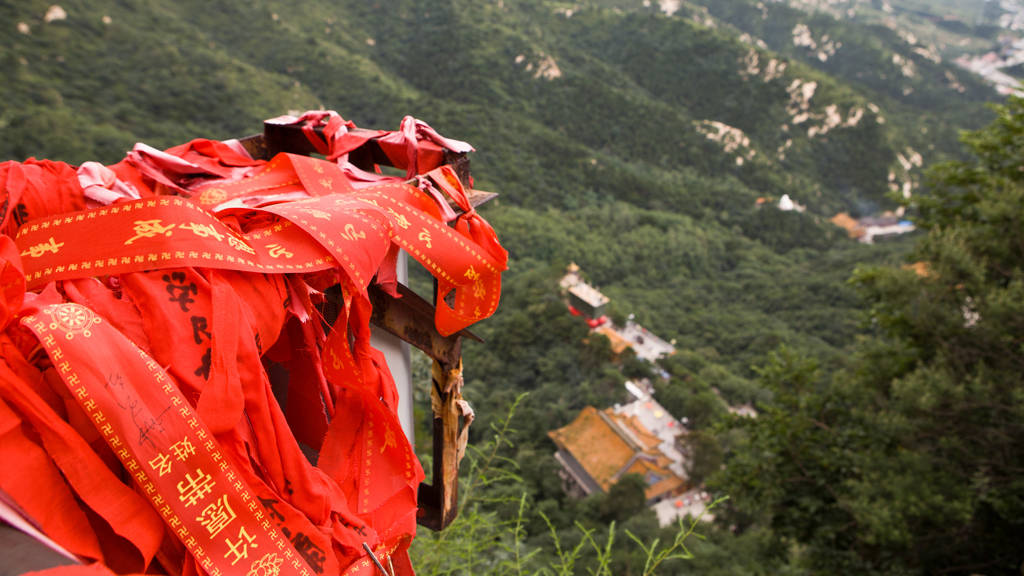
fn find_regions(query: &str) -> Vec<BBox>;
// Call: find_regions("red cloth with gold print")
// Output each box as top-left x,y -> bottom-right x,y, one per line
0,113 -> 507,576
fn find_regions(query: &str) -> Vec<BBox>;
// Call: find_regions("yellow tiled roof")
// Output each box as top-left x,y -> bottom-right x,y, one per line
548,406 -> 687,500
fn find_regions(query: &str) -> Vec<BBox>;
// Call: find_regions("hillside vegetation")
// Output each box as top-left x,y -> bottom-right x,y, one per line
2,0 -> 1019,573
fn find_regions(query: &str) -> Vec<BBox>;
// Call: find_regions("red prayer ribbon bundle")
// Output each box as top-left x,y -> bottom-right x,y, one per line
0,113 -> 507,576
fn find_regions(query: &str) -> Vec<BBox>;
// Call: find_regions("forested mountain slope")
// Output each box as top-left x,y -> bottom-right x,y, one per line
1,0 -> 997,375
2,0 -> 995,208
1,0 -> 1015,573
688,0 -> 998,155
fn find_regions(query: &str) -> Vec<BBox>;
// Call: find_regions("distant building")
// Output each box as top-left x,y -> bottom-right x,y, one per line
830,212 -> 866,240
560,262 -> 610,320
592,321 -> 677,363
727,403 -> 758,418
831,212 -> 915,244
755,194 -> 806,212
618,318 -> 676,362
652,488 -> 714,526
548,392 -> 689,508
858,215 -> 915,244
612,387 -> 688,481
777,193 -> 806,213
548,382 -> 707,526
593,324 -> 633,356
568,282 -> 610,319
558,262 -> 583,290
562,264 -> 675,362
955,48 -> 1024,97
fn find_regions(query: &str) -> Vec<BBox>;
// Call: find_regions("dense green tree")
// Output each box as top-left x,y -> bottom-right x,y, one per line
683,430 -> 725,487
717,98 -> 1024,575
600,474 -> 649,524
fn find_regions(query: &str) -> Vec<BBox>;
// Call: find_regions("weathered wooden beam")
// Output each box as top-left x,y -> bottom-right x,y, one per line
237,133 -> 268,161
368,284 -> 473,365
417,358 -> 469,531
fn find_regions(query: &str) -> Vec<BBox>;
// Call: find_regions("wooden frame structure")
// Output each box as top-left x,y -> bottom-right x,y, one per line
238,121 -> 494,531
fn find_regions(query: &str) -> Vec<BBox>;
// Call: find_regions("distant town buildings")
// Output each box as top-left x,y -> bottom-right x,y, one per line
560,264 -> 676,362
956,46 -> 1024,97
954,1 -> 1024,96
755,196 -> 916,245
831,212 -> 915,244
550,265 -> 724,525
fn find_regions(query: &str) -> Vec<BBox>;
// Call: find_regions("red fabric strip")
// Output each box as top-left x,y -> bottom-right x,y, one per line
22,303 -> 316,576
15,197 -> 335,289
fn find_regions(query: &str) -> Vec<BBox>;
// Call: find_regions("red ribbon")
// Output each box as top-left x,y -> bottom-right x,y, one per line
22,302 -> 317,576
0,115 -> 506,575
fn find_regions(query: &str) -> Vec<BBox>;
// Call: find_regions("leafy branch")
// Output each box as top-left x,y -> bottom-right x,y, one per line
626,496 -> 728,576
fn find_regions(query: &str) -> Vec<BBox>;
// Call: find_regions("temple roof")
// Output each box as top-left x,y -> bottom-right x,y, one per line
548,404 -> 687,501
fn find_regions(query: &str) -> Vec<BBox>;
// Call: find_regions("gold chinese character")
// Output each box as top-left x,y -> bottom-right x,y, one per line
328,347 -> 343,370
148,453 -> 172,477
125,220 -> 175,245
20,236 -> 65,258
380,425 -> 397,455
473,279 -> 487,299
198,188 -> 227,205
301,208 -> 332,220
387,208 -> 411,230
418,229 -> 432,249
339,223 -> 366,242
265,244 -> 293,259
197,495 -> 236,537
177,468 -> 215,508
464,266 -> 480,281
223,526 -> 257,566
171,438 -> 196,462
180,222 -> 224,241
226,235 -> 257,255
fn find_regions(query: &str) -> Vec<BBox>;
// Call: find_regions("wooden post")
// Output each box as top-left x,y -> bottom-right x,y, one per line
421,357 -> 472,530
